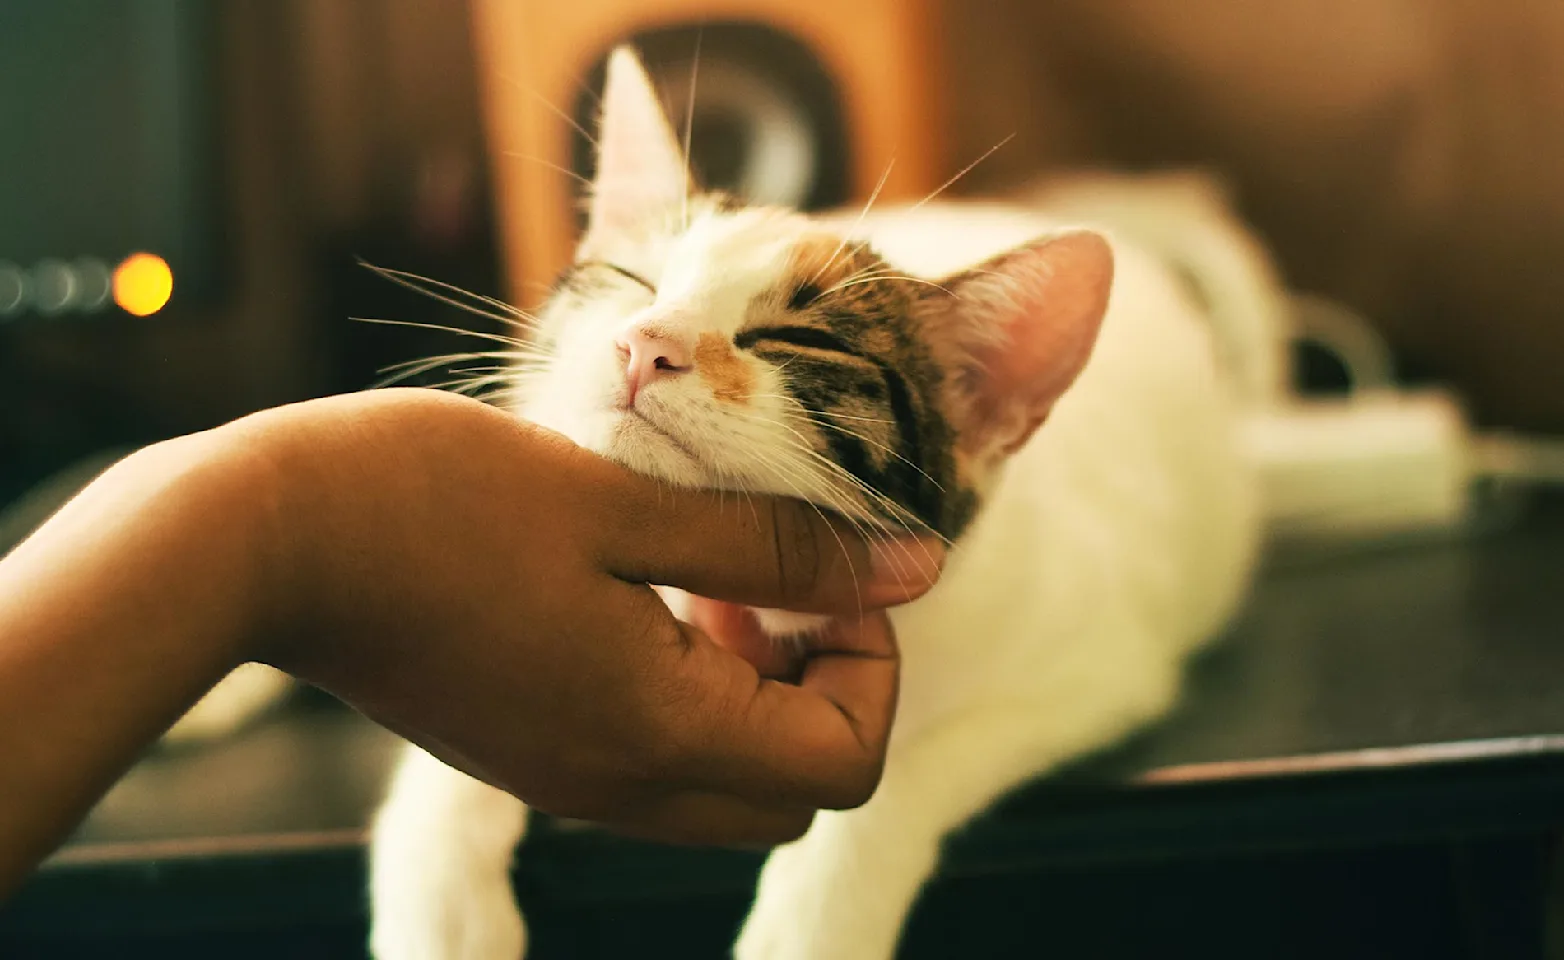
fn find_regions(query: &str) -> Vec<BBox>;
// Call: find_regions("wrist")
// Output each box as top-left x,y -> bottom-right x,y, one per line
189,414 -> 315,673
146,429 -> 291,673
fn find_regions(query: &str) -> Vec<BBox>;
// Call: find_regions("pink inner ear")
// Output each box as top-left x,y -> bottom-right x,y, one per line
586,48 -> 691,241
953,230 -> 1115,454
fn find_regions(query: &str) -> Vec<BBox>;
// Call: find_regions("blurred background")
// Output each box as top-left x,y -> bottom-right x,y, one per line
5,2 -> 1564,957
5,0 -> 1564,516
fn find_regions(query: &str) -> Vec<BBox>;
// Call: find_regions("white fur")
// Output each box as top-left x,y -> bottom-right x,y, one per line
1025,170 -> 1293,408
368,199 -> 1265,958
370,747 -> 529,960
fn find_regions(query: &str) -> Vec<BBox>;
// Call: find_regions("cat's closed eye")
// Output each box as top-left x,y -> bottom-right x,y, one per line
735,325 -> 861,359
580,260 -> 656,294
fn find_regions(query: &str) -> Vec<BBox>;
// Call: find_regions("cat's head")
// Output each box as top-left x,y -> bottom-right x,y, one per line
518,48 -> 1113,546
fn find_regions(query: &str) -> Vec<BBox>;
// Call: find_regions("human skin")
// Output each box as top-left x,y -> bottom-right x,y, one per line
0,388 -> 943,898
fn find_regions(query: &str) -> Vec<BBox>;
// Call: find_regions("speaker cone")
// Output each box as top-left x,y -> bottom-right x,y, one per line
573,23 -> 850,217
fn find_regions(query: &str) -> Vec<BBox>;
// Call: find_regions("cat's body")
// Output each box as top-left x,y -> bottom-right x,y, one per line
731,203 -> 1258,960
363,49 -> 1268,960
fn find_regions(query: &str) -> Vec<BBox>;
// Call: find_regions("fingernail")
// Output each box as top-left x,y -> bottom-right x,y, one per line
866,537 -> 946,599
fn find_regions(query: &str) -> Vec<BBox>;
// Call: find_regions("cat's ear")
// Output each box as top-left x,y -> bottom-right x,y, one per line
584,47 -> 692,242
928,230 -> 1114,458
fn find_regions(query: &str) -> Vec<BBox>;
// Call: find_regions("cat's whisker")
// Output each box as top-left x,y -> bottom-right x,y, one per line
746,394 -> 896,426
838,264 -> 898,283
821,275 -> 953,298
738,434 -> 932,612
807,262 -> 955,304
455,380 -> 517,398
492,69 -> 599,147
373,355 -> 522,390
377,353 -> 493,380
359,262 -> 540,331
782,443 -> 950,553
377,349 -> 546,378
790,409 -> 946,493
361,261 -> 538,324
422,371 -> 517,396
501,150 -> 594,189
715,436 -> 869,616
905,133 -> 1016,213
813,263 -> 898,295
765,354 -> 803,378
681,29 -> 702,231
764,423 -> 927,533
761,392 -> 947,512
758,414 -> 944,542
726,405 -> 945,555
753,439 -> 927,585
807,160 -> 896,289
438,365 -> 522,392
475,382 -> 531,409
697,425 -> 869,612
350,288 -> 525,335
816,410 -> 897,426
720,410 -> 875,519
352,316 -> 533,350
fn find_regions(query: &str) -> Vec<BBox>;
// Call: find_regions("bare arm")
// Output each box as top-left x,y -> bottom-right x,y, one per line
0,389 -> 942,897
0,430 -> 276,893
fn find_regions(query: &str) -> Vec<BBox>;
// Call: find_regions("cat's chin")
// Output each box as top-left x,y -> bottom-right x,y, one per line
576,409 -> 712,488
751,608 -> 833,639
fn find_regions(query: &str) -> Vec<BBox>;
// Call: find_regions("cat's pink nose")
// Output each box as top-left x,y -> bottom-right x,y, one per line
615,325 -> 692,405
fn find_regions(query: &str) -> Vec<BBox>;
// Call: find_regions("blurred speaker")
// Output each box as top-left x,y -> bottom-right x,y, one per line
470,0 -> 945,304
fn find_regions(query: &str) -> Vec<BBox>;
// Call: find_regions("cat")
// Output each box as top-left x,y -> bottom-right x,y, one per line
366,46 -> 1269,960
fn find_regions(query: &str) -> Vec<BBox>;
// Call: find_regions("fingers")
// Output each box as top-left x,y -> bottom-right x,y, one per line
682,596 -> 800,680
595,476 -> 944,614
665,611 -> 900,811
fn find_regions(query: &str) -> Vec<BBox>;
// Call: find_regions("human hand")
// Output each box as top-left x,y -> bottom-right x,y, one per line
233,389 -> 943,843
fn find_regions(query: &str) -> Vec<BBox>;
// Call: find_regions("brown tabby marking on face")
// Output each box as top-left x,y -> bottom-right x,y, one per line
695,331 -> 753,403
727,233 -> 982,539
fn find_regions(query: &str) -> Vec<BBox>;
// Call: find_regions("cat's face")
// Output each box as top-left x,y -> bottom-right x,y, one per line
516,48 -> 1114,544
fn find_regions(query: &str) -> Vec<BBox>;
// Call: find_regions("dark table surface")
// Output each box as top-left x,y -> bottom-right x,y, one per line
6,496 -> 1564,944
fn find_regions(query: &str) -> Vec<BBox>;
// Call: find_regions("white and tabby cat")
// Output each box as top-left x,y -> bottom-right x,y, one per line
364,47 -> 1268,960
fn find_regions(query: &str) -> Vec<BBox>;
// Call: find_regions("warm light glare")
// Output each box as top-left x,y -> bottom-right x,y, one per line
113,253 -> 174,317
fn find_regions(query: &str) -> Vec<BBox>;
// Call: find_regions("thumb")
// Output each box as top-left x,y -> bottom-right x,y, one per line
594,478 -> 944,615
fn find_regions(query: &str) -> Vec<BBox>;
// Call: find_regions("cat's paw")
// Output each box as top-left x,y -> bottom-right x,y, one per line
368,874 -> 525,960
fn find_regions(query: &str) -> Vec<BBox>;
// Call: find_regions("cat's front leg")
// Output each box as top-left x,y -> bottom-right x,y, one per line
369,745 -> 531,960
735,789 -> 940,960
736,660 -> 1179,960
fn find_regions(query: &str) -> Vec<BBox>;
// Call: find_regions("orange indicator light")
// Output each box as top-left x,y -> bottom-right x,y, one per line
113,253 -> 174,317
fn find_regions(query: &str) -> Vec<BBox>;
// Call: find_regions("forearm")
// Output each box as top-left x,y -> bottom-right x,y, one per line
0,431 -> 275,896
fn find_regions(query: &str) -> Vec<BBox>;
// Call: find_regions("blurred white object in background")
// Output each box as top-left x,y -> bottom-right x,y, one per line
1241,390 -> 1472,543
